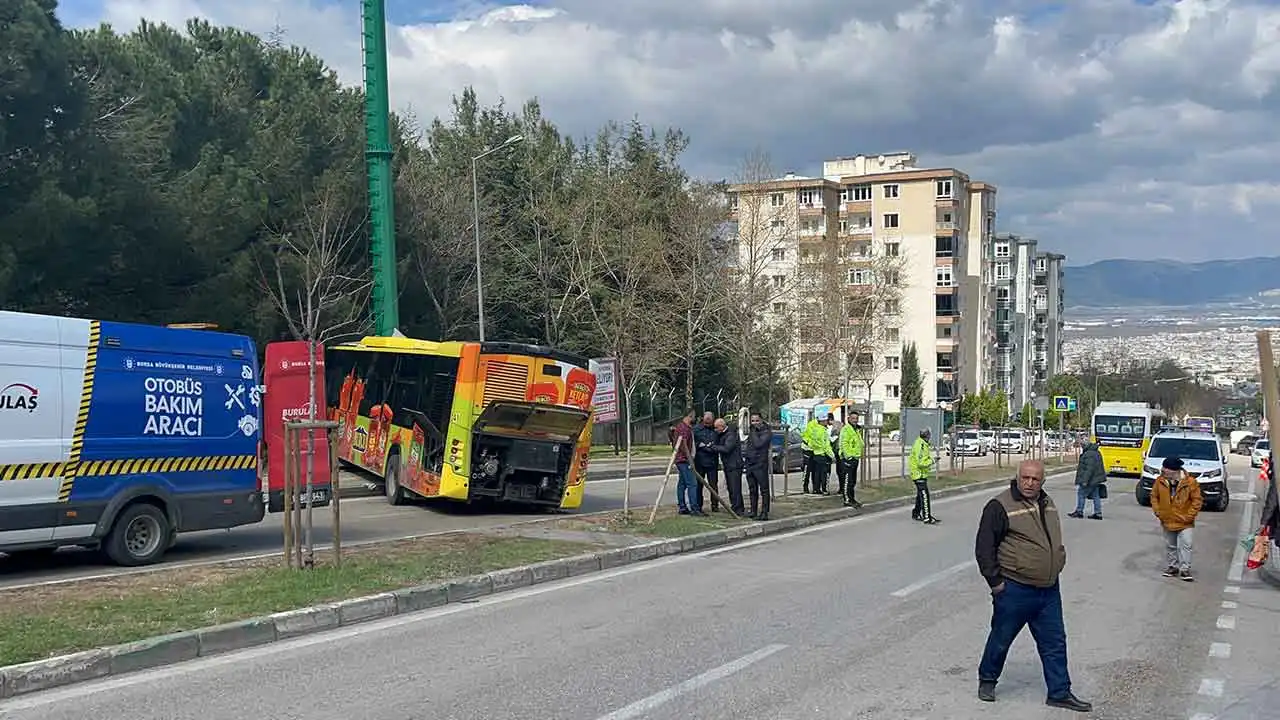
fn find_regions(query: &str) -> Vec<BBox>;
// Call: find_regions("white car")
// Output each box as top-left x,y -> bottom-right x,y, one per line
952,430 -> 986,456
1137,430 -> 1230,512
1252,438 -> 1271,468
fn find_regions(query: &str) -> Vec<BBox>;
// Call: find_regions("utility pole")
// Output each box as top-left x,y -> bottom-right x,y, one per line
362,0 -> 399,335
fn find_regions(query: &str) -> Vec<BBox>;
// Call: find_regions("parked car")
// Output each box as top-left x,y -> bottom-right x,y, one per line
1252,438 -> 1271,468
952,429 -> 986,456
771,428 -> 805,473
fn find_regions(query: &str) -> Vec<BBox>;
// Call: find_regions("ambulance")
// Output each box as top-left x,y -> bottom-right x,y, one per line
0,310 -> 265,565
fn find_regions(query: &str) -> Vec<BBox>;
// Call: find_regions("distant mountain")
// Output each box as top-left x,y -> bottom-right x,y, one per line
1063,257 -> 1280,307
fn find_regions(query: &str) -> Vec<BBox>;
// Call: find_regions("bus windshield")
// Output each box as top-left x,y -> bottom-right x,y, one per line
1094,415 -> 1147,438
1148,437 -> 1220,461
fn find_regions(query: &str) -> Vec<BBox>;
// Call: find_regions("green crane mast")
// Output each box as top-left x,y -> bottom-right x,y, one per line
361,0 -> 399,335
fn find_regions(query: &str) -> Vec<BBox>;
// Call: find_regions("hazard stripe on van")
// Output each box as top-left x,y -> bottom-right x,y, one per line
0,454 -> 257,482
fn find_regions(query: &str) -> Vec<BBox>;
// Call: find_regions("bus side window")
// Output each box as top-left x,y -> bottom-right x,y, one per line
389,354 -> 424,428
540,363 -> 562,377
324,351 -> 354,409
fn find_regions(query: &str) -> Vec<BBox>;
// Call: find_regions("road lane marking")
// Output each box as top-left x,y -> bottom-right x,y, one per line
1209,642 -> 1231,658
1224,586 -> 1240,594
593,644 -> 788,720
1221,600 -> 1237,610
1189,714 -> 1215,720
890,560 -> 975,598
1216,615 -> 1236,630
1198,679 -> 1225,697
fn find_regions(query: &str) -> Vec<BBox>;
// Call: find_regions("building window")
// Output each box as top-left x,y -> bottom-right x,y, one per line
936,265 -> 953,287
842,184 -> 871,202
883,327 -> 899,343
771,302 -> 786,312
883,213 -> 899,228
882,184 -> 899,199
798,189 -> 816,205
848,268 -> 871,285
885,355 -> 900,370
770,219 -> 784,228
728,195 -> 738,209
884,241 -> 900,257
838,219 -> 847,234
883,269 -> 901,286
770,248 -> 785,261
771,275 -> 786,288
885,384 -> 901,399
936,179 -> 952,198
995,262 -> 1010,280
997,287 -> 1011,302
1035,258 -> 1047,273
994,241 -> 1010,258
883,299 -> 900,314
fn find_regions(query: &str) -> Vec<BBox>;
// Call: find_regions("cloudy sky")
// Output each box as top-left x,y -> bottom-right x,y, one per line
57,0 -> 1280,265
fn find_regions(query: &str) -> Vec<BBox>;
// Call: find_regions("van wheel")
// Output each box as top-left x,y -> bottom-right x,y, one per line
384,454 -> 406,506
104,503 -> 170,566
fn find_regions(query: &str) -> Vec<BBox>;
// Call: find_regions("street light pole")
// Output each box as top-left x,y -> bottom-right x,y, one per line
471,134 -> 524,342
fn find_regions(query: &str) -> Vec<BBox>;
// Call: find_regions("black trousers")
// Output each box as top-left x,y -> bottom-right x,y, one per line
840,457 -> 860,504
745,463 -> 770,517
696,462 -> 719,510
723,465 -> 744,514
801,449 -> 814,492
913,479 -> 933,520
812,455 -> 831,494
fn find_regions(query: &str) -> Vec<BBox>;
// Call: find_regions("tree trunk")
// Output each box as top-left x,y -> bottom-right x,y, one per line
619,363 -> 632,516
685,308 -> 695,412
304,337 -> 316,567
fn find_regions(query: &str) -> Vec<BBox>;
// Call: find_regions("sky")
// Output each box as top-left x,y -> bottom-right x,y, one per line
55,0 -> 1280,265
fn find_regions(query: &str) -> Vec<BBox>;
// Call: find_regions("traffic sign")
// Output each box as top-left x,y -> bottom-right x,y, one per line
1068,399 -> 1077,412
1053,396 -> 1072,412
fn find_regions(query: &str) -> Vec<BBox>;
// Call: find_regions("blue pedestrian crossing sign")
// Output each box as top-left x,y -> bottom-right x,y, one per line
1053,396 -> 1073,412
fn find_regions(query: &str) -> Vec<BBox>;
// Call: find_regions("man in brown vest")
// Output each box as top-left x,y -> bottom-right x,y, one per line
974,459 -> 1092,712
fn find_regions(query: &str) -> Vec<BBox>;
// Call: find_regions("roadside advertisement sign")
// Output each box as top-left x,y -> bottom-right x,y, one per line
588,357 -> 619,423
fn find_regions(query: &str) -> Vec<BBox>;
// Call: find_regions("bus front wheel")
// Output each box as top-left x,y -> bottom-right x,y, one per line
384,453 -> 407,506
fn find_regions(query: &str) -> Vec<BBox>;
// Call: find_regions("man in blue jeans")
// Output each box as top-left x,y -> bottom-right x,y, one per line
974,459 -> 1092,712
671,411 -> 704,516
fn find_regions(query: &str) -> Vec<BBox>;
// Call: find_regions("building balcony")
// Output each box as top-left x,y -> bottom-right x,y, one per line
935,220 -> 956,231
841,225 -> 873,237
840,200 -> 872,214
798,203 -> 825,215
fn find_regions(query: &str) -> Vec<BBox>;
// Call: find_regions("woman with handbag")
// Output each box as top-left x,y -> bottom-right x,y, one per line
1068,441 -> 1107,519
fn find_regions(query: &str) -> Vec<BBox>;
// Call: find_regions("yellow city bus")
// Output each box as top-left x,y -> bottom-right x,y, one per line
1091,401 -> 1167,477
324,336 -> 597,509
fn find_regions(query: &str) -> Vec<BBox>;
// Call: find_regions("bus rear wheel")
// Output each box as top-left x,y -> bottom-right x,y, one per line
384,454 -> 407,506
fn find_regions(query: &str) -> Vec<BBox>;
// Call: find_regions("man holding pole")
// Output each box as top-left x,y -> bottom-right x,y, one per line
672,411 -> 704,516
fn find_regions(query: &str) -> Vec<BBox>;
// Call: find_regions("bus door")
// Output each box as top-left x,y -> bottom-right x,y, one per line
263,341 -> 332,512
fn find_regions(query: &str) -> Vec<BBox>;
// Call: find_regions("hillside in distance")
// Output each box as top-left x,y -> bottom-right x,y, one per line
1063,257 -> 1280,307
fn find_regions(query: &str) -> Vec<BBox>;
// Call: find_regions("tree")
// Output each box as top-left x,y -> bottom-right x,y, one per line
839,249 -> 907,414
900,342 -> 922,407
723,149 -> 799,402
561,124 -> 684,514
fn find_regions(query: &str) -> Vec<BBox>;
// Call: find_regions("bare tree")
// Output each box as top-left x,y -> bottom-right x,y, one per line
396,147 -> 481,338
838,248 -> 907,420
561,133 -> 682,515
723,149 -> 800,405
669,180 -> 734,410
258,179 -> 371,565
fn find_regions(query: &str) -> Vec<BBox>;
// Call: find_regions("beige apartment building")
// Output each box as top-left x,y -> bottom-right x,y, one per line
726,152 -> 997,414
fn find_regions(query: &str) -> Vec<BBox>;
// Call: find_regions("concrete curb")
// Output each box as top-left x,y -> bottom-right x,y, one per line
0,466 -> 1074,700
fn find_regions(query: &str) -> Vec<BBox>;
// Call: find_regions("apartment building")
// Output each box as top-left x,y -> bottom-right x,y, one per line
725,152 -> 997,414
986,235 -> 1068,413
1032,251 -> 1067,389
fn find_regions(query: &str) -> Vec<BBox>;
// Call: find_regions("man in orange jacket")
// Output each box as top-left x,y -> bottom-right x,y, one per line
1151,456 -> 1203,582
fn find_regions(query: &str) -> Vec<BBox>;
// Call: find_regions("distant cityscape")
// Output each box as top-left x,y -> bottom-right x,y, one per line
1062,301 -> 1280,394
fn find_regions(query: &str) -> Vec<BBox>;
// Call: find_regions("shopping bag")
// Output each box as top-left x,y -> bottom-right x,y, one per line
1246,528 -> 1270,571
1096,484 -> 1108,499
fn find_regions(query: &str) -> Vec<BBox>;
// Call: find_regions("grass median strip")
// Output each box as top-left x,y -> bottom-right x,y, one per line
0,534 -> 597,667
557,458 -> 1078,539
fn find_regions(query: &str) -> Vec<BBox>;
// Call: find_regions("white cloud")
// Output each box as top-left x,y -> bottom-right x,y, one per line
81,0 -> 1280,264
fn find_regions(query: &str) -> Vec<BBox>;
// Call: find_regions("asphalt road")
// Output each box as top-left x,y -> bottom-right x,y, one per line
0,447 -> 1017,588
11,465 -> 1269,719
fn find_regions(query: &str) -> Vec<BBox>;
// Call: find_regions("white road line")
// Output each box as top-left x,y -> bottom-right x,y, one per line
891,561 -> 976,598
1216,615 -> 1236,630
1189,713 -> 1216,720
592,644 -> 788,720
1198,679 -> 1225,697
1224,585 -> 1240,594
1209,642 -> 1232,658
1226,490 -> 1257,583
1221,600 -> 1238,610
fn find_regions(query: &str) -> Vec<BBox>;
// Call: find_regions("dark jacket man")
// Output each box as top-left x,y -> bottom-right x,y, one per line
693,414 -> 722,511
974,460 -> 1091,713
712,420 -> 745,515
742,413 -> 772,520
1069,441 -> 1107,519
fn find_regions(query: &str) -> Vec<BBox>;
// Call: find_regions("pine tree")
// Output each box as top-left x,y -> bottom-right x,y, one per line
901,342 -> 923,407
